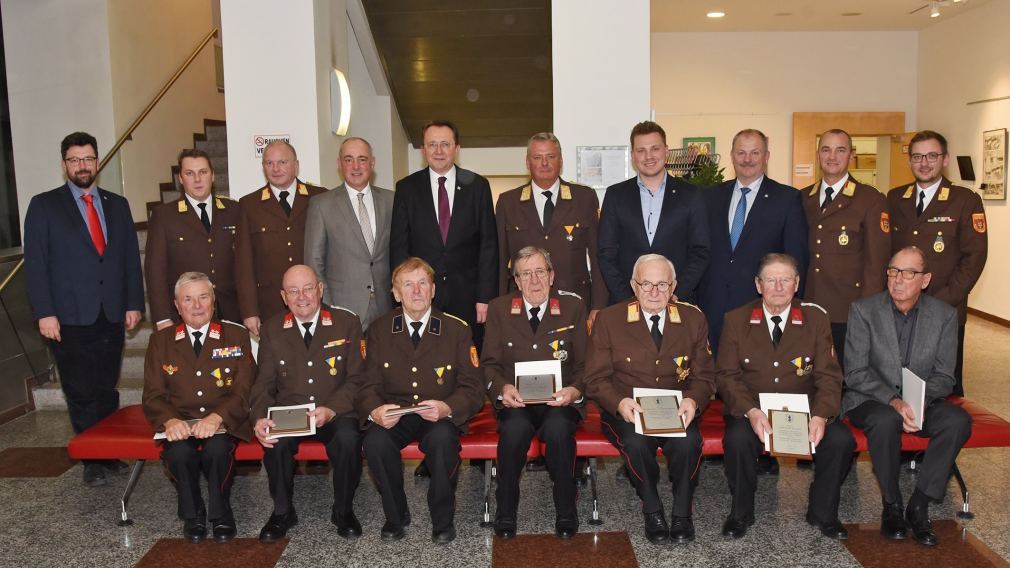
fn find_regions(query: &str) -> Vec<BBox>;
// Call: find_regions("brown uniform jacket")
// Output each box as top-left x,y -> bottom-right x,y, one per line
584,299 -> 716,416
481,291 -> 589,413
802,177 -> 890,323
715,299 -> 842,420
887,178 -> 988,323
145,196 -> 240,323
495,180 -> 607,310
357,307 -> 485,429
249,305 -> 364,421
143,320 -> 254,441
234,181 -> 328,322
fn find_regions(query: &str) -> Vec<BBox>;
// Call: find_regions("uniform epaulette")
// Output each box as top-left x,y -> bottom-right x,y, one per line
675,300 -> 703,313
220,319 -> 247,329
556,289 -> 583,300
329,305 -> 358,317
442,312 -> 469,327
800,302 -> 828,315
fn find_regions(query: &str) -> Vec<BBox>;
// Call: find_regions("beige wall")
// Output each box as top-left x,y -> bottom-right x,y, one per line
917,0 -> 1010,320
107,0 -> 224,221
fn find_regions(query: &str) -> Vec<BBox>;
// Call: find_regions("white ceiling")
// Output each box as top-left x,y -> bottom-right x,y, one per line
651,0 -> 993,32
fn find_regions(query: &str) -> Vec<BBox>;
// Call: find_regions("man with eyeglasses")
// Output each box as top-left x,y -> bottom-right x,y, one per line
24,131 -> 144,487
250,265 -> 365,542
585,253 -> 715,544
235,140 -> 327,337
715,253 -> 854,540
843,246 -> 971,547
886,130 -> 987,396
146,149 -> 240,329
481,246 -> 588,539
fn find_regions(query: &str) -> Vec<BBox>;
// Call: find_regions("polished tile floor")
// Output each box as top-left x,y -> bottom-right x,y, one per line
1,315 -> 1009,567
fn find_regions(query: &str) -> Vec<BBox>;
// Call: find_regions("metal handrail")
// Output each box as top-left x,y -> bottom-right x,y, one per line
0,258 -> 23,291
98,27 -> 220,174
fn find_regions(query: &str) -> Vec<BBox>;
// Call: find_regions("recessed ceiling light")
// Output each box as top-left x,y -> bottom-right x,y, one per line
841,12 -> 861,16
706,11 -> 725,18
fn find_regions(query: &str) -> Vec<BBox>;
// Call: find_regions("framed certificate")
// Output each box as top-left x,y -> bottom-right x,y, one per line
267,403 -> 317,439
768,409 -> 812,458
636,396 -> 685,435
514,360 -> 562,404
383,405 -> 433,418
632,388 -> 685,438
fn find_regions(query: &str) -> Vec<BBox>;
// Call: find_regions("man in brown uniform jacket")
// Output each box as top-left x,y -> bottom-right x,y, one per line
495,133 -> 606,317
358,257 -> 484,545
250,265 -> 365,542
716,253 -> 854,540
887,130 -> 987,396
235,140 -> 327,336
802,129 -> 890,367
142,272 -> 254,543
585,253 -> 716,545
482,246 -> 588,539
145,149 -> 240,328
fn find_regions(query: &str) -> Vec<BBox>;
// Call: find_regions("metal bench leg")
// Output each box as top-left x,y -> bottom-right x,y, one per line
588,457 -> 603,526
118,460 -> 146,527
951,462 -> 974,520
480,460 -> 495,527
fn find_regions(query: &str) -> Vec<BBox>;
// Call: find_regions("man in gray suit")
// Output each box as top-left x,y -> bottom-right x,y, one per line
305,137 -> 393,329
843,245 -> 972,547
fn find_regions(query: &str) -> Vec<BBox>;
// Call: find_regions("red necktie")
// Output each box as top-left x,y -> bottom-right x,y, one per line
81,194 -> 106,256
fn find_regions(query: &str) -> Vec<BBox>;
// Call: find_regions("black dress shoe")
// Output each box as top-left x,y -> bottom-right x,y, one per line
260,510 -> 298,542
102,460 -> 130,475
757,455 -> 780,475
805,513 -> 848,540
183,519 -> 207,543
669,516 -> 695,543
721,516 -> 752,539
432,525 -> 456,544
381,521 -> 406,541
414,462 -> 430,478
905,505 -> 938,546
493,516 -> 516,539
880,503 -> 907,540
82,464 -> 107,487
331,510 -> 362,538
555,515 -> 578,539
212,519 -> 237,543
643,511 -> 670,544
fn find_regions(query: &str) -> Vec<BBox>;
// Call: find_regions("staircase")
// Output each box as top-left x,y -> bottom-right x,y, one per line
148,118 -> 229,217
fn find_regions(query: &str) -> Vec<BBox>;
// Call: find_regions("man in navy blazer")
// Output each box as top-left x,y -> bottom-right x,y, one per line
389,120 -> 497,348
598,121 -> 710,305
700,129 -> 808,352
24,131 -> 145,486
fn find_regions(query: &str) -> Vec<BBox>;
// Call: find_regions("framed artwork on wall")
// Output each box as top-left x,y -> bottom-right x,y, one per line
982,128 -> 1007,200
683,137 -> 715,155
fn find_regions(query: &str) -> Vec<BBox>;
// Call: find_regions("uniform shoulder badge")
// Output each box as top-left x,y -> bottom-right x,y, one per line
283,313 -> 295,329
880,212 -> 890,233
329,305 -> 358,318
675,300 -> 702,313
667,304 -> 681,324
800,302 -> 828,315
842,180 -> 856,197
938,186 -> 950,201
441,312 -> 469,327
519,185 -> 532,202
556,289 -> 583,300
902,186 -> 914,199
627,301 -> 641,323
297,182 -> 309,196
789,307 -> 804,326
510,297 -> 523,315
174,324 -> 187,341
177,200 -> 188,213
560,185 -> 572,200
973,212 -> 987,233
749,308 -> 763,325
260,187 -> 272,201
549,298 -> 561,316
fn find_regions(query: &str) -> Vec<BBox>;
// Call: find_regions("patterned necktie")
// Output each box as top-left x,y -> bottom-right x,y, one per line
821,187 -> 835,211
279,190 -> 292,216
730,187 -> 751,250
916,190 -> 926,217
198,202 -> 211,233
410,321 -> 423,348
437,176 -> 451,243
302,322 -> 313,348
770,315 -> 783,348
192,330 -> 203,357
542,190 -> 554,229
357,192 -> 375,254
81,194 -> 106,256
529,306 -> 541,333
650,314 -> 662,349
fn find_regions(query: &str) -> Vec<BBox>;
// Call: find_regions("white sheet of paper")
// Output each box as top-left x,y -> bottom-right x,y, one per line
902,367 -> 927,429
514,359 -> 562,400
266,402 -> 317,439
758,393 -> 813,453
632,388 -> 685,438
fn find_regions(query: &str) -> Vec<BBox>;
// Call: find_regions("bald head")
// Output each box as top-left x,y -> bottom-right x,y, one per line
281,265 -> 324,320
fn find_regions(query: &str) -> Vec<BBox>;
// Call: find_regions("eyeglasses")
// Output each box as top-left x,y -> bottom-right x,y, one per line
283,284 -> 319,298
886,267 -> 925,280
425,141 -> 454,151
759,276 -> 796,287
909,152 -> 944,164
635,280 -> 672,292
517,268 -> 551,281
64,156 -> 97,166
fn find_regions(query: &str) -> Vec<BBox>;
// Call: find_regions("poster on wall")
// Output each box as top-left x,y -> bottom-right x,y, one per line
982,128 -> 1007,200
577,146 -> 629,190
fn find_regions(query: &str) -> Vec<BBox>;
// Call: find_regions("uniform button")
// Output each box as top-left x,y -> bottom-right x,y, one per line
655,377 -> 660,382
413,394 -> 419,400
199,407 -> 206,412
210,253 -> 214,258
196,371 -> 202,377
197,390 -> 203,396
178,237 -> 184,241
744,358 -> 750,363
288,257 -> 293,262
309,396 -> 315,401
412,366 -> 417,372
815,253 -> 820,259
815,268 -> 820,272
307,361 -> 313,367
384,362 -> 389,368
507,342 -> 512,347
412,382 -> 418,387
532,344 -> 537,349
225,368 -> 230,373
447,364 -> 452,370
211,269 -> 216,274
817,224 -> 823,229
774,378 -> 779,383
308,379 -> 314,384
336,356 -> 342,361
207,238 -> 212,244
286,226 -> 291,231
626,357 -> 631,362
856,282 -> 861,287
913,230 -> 919,235
655,359 -> 660,365
816,239 -> 821,244
280,360 -> 285,366
773,362 -> 779,367
287,241 -> 292,246
261,227 -> 267,232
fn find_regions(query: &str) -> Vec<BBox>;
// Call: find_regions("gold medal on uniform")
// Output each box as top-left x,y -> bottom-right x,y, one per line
933,234 -> 945,253
838,226 -> 849,246
674,355 -> 690,381
326,356 -> 337,376
791,357 -> 805,376
162,364 -> 178,376
550,340 -> 568,362
564,225 -> 575,241
435,366 -> 445,385
212,368 -> 224,387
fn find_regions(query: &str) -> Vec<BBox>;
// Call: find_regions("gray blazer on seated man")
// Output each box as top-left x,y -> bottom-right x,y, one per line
843,245 -> 971,548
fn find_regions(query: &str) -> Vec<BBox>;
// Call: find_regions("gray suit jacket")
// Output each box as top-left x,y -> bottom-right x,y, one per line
842,291 -> 957,416
304,183 -> 393,329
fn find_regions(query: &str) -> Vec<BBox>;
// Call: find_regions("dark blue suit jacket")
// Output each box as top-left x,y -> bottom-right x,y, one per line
598,175 -> 710,304
24,184 -> 145,325
699,177 -> 808,351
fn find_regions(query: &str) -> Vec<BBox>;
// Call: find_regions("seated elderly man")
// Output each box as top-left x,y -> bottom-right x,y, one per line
358,257 -> 484,544
716,253 -> 855,540
250,265 -> 365,542
142,272 -> 254,543
844,245 -> 972,546
585,253 -> 715,544
481,246 -> 588,539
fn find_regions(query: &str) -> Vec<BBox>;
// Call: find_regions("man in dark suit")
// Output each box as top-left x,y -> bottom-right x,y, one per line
389,120 -> 497,348
145,149 -> 240,329
844,245 -> 972,547
700,129 -> 808,353
24,131 -> 145,487
235,140 -> 327,337
599,121 -> 710,306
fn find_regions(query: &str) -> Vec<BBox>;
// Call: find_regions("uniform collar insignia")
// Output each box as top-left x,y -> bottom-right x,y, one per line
749,308 -> 763,324
177,200 -> 188,213
297,182 -> 309,196
208,322 -> 221,339
320,309 -> 332,326
215,197 -> 225,210
283,313 -> 294,329
790,307 -> 804,326
174,324 -> 187,341
519,185 -> 532,202
549,298 -> 561,316
510,297 -> 523,315
559,185 -> 572,200
392,314 -> 404,334
260,186 -> 272,201
808,185 -> 818,197
938,186 -> 950,201
842,180 -> 856,197
902,186 -> 914,199
667,304 -> 681,324
428,316 -> 441,336
627,301 -> 640,323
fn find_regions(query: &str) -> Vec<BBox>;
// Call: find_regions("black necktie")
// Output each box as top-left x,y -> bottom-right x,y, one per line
192,330 -> 203,357
529,306 -> 541,333
916,190 -> 925,217
410,321 -> 423,348
279,190 -> 292,216
770,315 -> 783,348
650,314 -> 662,349
302,322 -> 313,348
821,187 -> 834,211
542,190 -> 554,229
197,202 -> 211,232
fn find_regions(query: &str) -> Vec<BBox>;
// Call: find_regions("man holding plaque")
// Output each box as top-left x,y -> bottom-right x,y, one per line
142,272 -> 254,543
843,246 -> 971,546
584,254 -> 716,544
250,265 -> 366,542
358,257 -> 485,544
716,253 -> 855,540
482,246 -> 588,539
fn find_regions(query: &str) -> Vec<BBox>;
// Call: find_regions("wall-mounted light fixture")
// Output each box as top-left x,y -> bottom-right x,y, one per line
929,1 -> 941,18
330,68 -> 351,136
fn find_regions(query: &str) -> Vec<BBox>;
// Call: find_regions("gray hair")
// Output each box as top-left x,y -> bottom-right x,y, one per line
732,128 -> 769,150
174,271 -> 214,296
756,253 -> 800,278
511,246 -> 554,277
631,254 -> 676,284
527,132 -> 562,154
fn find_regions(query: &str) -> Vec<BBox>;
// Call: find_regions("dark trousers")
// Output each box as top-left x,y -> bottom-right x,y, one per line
722,415 -> 855,523
847,398 -> 972,504
161,434 -> 237,523
263,416 -> 362,516
363,414 -> 461,532
50,311 -> 124,464
495,405 -> 580,520
600,410 -> 702,517
831,322 -> 847,374
954,323 -> 966,397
